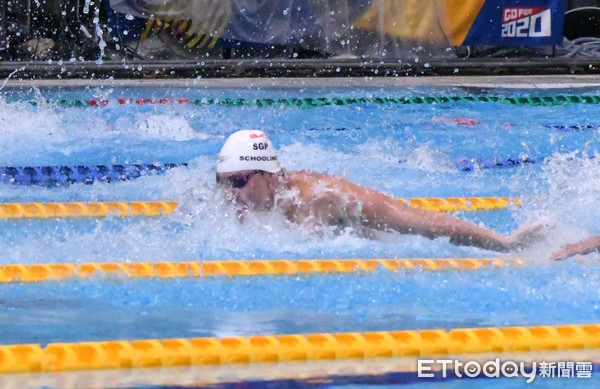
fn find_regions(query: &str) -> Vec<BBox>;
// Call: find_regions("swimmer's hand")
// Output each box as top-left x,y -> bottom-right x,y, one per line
550,243 -> 581,261
507,221 -> 552,250
549,235 -> 600,261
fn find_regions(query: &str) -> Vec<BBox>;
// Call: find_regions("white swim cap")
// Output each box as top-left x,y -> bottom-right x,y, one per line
216,130 -> 281,173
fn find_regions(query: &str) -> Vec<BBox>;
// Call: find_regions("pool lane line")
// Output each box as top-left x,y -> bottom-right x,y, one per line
0,258 -> 524,283
0,201 -> 177,219
8,94 -> 600,108
0,197 -> 519,219
0,163 -> 186,187
454,156 -> 542,171
0,158 -> 545,188
546,124 -> 600,131
0,323 -> 597,373
1,154 -> 589,186
398,197 -> 521,212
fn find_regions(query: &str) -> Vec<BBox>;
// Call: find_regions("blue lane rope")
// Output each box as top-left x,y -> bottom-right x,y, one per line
545,124 -> 599,131
454,156 -> 543,171
0,152 -> 587,188
8,94 -> 600,108
0,157 -> 542,188
0,163 -> 186,186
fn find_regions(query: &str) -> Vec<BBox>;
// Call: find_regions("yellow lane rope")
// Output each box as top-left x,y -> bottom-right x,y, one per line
398,197 -> 521,212
0,201 -> 177,219
0,324 -> 598,373
0,197 -> 518,219
0,258 -> 523,283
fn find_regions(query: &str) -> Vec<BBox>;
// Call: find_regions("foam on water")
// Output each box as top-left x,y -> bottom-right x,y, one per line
0,89 -> 567,262
0,102 -> 69,163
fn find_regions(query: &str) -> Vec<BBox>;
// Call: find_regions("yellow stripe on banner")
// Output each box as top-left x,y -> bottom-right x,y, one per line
0,258 -> 523,283
208,11 -> 230,49
186,0 -> 223,48
0,324 -> 598,373
0,201 -> 177,219
185,32 -> 205,49
197,7 -> 229,48
141,19 -> 155,40
398,197 -> 521,212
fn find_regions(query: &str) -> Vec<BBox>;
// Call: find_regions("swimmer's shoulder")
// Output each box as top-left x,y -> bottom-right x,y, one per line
288,171 -> 363,198
286,170 -> 342,187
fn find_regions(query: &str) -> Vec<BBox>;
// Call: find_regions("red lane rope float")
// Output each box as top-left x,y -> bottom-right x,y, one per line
0,258 -> 524,283
0,324 -> 598,373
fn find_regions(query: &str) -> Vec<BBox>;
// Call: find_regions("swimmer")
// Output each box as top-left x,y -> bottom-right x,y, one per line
550,235 -> 600,261
216,130 -> 546,252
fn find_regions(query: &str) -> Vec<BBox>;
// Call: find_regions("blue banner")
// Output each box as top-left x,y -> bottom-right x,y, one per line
463,0 -> 565,46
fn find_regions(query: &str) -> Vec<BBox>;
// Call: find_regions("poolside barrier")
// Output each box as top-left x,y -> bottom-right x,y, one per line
0,201 -> 177,219
0,163 -> 185,186
9,94 -> 600,108
0,258 -> 523,283
0,324 -> 598,373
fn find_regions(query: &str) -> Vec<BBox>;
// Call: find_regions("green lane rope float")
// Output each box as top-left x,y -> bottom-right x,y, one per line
6,94 -> 600,109
0,258 -> 523,283
0,324 -> 598,373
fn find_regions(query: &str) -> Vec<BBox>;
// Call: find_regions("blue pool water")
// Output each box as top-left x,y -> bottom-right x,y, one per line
2,84 -> 600,387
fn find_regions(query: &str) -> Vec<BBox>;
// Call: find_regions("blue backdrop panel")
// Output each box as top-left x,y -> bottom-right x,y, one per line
463,0 -> 565,46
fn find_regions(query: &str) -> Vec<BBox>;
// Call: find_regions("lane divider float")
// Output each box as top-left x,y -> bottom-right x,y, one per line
0,197 -> 519,220
0,201 -> 177,219
8,94 -> 600,108
0,163 -> 185,187
398,197 -> 520,212
0,258 -> 523,283
545,124 -> 599,131
0,158 -> 541,188
454,157 -> 542,171
0,323 -> 597,373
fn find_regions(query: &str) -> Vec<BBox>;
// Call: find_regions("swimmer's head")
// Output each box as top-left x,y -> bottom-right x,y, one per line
216,130 -> 281,174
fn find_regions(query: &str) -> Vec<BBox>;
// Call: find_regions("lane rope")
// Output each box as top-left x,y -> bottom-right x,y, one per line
545,124 -> 600,131
0,323 -> 597,373
0,201 -> 177,219
7,94 -> 600,108
454,157 -> 542,171
398,197 -> 520,212
0,197 -> 519,219
0,158 -> 542,188
0,163 -> 185,187
0,258 -> 523,283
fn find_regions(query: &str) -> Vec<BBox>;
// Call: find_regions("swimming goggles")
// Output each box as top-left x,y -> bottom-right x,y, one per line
217,170 -> 264,188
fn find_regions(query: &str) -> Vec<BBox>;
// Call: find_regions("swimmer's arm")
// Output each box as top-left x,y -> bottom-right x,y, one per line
356,186 -> 449,237
550,234 -> 600,261
355,186 -> 514,250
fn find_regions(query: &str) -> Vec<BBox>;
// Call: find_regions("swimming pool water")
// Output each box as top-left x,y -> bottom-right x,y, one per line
2,84 -> 600,387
